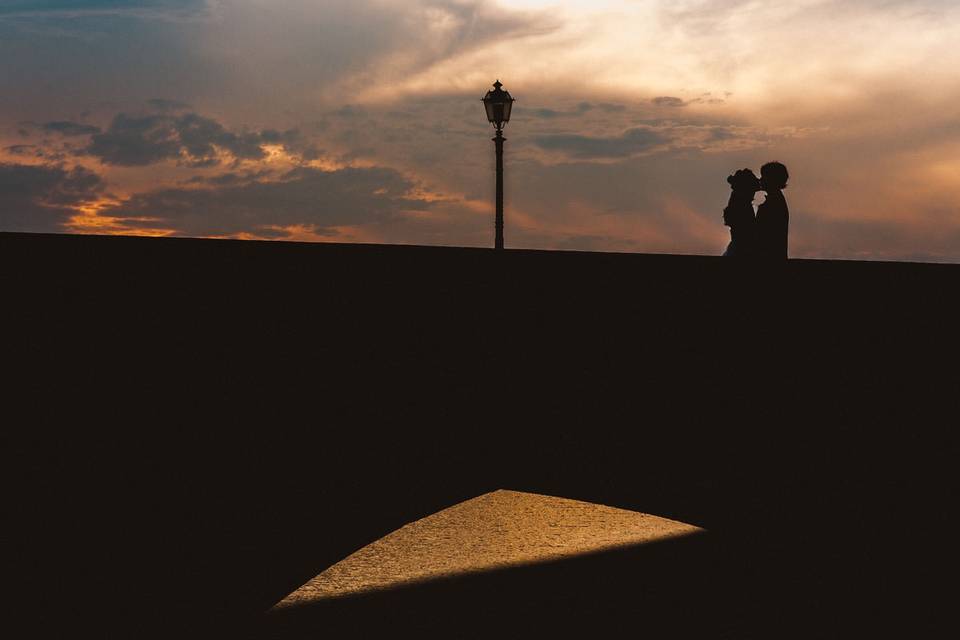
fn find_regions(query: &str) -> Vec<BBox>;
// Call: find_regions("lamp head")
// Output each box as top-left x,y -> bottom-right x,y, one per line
482,80 -> 514,128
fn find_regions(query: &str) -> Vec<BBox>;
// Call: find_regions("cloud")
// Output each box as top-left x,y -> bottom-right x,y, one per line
5,144 -> 42,157
0,162 -> 104,232
0,1 -> 205,17
526,103 -> 591,119
530,108 -> 563,119
652,97 -> 686,108
40,120 -> 101,136
146,98 -> 191,113
184,170 -> 272,187
84,112 -> 302,167
84,114 -> 182,166
4,142 -> 74,162
193,0 -> 562,108
533,127 -> 669,160
99,165 -> 431,238
524,102 -> 625,120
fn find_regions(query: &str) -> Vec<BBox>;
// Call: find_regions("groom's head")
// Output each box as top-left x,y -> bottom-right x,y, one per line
761,162 -> 789,190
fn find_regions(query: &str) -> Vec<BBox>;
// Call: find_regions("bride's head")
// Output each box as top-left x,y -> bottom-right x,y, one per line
727,168 -> 762,194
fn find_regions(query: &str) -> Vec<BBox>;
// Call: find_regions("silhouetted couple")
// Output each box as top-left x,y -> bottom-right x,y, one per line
722,162 -> 789,259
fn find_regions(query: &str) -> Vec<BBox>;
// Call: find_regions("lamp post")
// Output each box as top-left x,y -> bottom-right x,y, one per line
482,80 -> 515,250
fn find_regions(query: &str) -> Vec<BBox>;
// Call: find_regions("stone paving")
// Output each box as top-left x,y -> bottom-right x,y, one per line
274,489 -> 702,608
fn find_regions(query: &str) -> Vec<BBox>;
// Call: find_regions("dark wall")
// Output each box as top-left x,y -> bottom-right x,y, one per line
5,232 -> 957,637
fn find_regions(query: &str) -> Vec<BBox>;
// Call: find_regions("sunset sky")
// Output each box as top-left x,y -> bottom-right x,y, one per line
3,0 -> 960,261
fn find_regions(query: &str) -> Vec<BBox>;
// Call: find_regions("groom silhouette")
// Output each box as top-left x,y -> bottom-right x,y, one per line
756,162 -> 790,260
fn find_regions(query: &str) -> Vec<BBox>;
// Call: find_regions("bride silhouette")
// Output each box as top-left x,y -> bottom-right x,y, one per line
722,168 -> 761,257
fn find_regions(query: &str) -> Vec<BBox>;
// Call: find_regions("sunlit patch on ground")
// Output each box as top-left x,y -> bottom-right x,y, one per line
274,489 -> 702,608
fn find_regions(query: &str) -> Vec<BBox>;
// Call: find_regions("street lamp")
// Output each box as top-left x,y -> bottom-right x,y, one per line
482,80 -> 515,250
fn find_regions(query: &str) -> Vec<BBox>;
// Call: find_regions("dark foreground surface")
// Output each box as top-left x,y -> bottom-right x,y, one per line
5,232 -> 958,638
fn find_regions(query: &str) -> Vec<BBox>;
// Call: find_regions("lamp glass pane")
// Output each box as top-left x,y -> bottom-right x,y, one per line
484,100 -> 495,122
